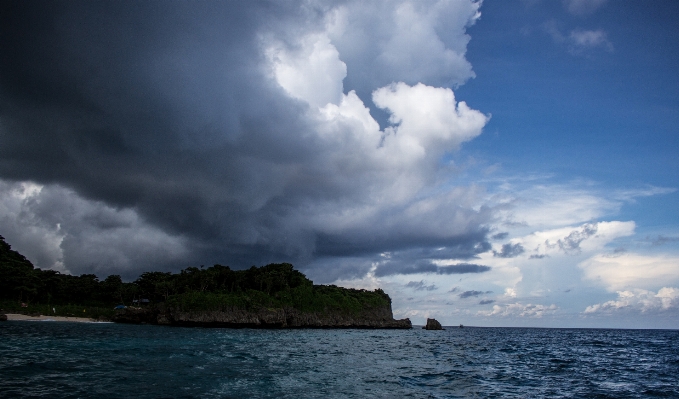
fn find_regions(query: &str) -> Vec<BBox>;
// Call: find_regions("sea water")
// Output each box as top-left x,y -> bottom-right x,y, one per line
0,322 -> 677,398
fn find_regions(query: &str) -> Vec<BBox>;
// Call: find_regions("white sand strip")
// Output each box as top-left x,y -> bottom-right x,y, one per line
4,313 -> 104,323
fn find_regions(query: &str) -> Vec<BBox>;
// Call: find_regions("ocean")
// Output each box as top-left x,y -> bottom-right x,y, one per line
1,321 -> 677,398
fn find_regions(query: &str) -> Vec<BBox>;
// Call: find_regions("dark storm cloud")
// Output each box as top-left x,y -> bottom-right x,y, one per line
374,260 -> 438,277
493,243 -> 525,258
0,0 -> 311,219
0,1 -> 321,273
311,222 -> 492,259
371,236 -> 491,277
0,1 -> 491,279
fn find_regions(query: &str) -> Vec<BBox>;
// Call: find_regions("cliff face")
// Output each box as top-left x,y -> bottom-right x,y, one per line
112,304 -> 411,329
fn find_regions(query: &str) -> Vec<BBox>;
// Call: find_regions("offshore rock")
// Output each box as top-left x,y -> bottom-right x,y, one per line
423,318 -> 443,330
112,305 -> 411,329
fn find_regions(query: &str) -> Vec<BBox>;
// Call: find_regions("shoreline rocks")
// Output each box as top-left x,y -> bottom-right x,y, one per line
112,305 -> 412,329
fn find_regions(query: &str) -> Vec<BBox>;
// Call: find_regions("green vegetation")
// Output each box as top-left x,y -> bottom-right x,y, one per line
0,235 -> 390,316
0,235 -> 136,317
168,284 -> 390,315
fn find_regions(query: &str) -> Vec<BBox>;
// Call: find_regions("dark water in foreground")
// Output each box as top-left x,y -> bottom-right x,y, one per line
1,322 -> 677,398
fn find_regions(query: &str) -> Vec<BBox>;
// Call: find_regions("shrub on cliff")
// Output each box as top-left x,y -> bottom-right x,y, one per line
166,282 -> 391,315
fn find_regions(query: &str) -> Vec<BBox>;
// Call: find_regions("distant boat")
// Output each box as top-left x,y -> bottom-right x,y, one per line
459,324 -> 464,328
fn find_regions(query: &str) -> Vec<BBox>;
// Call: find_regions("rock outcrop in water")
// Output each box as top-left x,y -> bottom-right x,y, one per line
423,318 -> 443,330
112,303 -> 411,329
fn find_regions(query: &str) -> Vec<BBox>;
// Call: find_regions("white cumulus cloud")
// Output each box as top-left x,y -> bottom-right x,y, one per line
569,29 -> 613,53
478,302 -> 558,318
374,82 -> 488,154
267,32 -> 347,108
327,0 -> 481,91
543,21 -> 613,55
579,253 -> 679,291
584,287 -> 679,314
490,183 -> 621,230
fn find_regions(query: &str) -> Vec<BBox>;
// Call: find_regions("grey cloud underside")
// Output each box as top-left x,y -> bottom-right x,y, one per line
549,223 -> 598,254
459,290 -> 491,299
491,232 -> 508,240
438,263 -> 491,274
651,235 -> 679,246
0,1 -> 491,279
405,280 -> 437,291
374,257 -> 491,277
493,242 -> 525,258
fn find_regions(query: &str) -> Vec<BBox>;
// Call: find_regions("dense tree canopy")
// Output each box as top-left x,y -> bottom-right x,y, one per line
0,235 -> 133,305
0,235 -> 390,314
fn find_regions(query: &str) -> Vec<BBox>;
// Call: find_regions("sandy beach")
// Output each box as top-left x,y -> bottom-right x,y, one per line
4,313 -> 107,323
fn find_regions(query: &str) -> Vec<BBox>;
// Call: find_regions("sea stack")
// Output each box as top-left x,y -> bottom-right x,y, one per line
423,318 -> 443,330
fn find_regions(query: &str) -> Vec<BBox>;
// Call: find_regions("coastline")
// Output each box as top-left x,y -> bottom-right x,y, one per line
4,313 -> 107,323
112,306 -> 412,329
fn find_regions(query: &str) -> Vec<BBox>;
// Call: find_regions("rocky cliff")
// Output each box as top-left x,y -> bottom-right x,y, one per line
112,304 -> 411,329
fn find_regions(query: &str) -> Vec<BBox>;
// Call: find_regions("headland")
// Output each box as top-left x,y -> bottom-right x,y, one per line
1,235 -> 410,329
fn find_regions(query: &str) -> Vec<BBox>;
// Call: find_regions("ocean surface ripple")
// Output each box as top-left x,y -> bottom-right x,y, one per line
1,322 -> 677,398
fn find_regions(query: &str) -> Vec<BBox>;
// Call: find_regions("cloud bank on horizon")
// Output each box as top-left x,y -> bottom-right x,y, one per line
1,0 -> 678,328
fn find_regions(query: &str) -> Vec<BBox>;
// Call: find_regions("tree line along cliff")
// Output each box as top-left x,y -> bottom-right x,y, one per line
0,235 -> 411,328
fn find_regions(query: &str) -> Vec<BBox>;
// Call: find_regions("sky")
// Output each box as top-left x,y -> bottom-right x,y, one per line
1,0 -> 678,328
